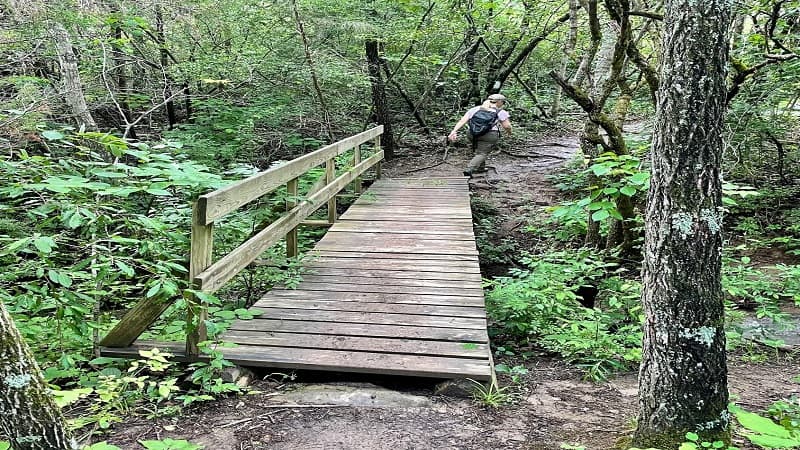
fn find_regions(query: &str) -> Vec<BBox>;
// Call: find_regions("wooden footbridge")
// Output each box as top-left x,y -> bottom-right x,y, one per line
101,126 -> 492,380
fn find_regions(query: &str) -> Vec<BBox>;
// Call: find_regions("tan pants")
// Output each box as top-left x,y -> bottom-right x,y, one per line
467,130 -> 500,171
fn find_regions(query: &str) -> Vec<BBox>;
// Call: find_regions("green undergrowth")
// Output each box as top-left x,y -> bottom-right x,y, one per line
0,127 -> 364,439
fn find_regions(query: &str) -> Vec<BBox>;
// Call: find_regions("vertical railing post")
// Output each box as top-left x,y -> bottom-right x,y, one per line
286,177 -> 299,258
326,157 -> 337,224
373,136 -> 382,179
353,144 -> 362,194
187,201 -> 213,357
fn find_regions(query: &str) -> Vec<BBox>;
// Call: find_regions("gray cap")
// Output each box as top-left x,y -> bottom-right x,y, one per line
488,93 -> 507,101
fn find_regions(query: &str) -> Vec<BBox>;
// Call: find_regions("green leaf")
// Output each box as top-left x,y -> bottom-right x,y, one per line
591,164 -> 611,176
620,186 -> 637,196
685,432 -> 700,441
0,441 -> 10,450
93,171 -> 128,179
145,282 -> 162,298
115,260 -> 136,277
745,433 -> 800,448
33,236 -> 57,253
84,442 -> 122,450
592,210 -> 610,221
629,172 -> 650,184
52,387 -> 92,408
139,438 -> 203,450
41,130 -> 65,140
736,410 -> 792,438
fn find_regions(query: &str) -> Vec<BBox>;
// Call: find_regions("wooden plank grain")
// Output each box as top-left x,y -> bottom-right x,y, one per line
296,274 -> 483,290
253,298 -> 486,317
248,307 -> 487,329
219,345 -> 491,379
225,318 -> 488,342
265,290 -> 486,307
274,282 -> 483,297
301,267 -> 482,282
219,331 -> 489,359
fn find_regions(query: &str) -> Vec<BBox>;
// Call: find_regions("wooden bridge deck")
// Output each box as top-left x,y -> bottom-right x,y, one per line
104,176 -> 492,380
219,177 -> 492,380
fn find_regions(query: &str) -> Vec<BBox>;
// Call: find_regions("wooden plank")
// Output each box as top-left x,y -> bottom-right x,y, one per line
219,345 -> 491,379
327,222 -> 474,236
317,235 -> 477,250
310,250 -> 479,261
194,151 -> 384,293
265,290 -> 486,307
286,177 -> 298,258
336,213 -> 474,222
309,254 -> 481,267
302,267 -> 482,282
326,158 -> 336,224
253,298 -> 486,317
320,231 -> 475,243
225,319 -> 488,342
198,126 -> 383,224
186,204 -> 214,355
345,205 -> 471,214
248,307 -> 487,329
313,242 -> 478,256
274,282 -> 484,297
220,331 -> 489,358
297,274 -> 483,290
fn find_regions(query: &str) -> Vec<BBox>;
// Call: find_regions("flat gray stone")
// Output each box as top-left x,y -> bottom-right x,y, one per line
741,314 -> 800,350
269,384 -> 432,408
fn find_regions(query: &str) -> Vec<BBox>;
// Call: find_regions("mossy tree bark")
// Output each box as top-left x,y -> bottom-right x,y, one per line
633,0 -> 732,445
0,301 -> 77,450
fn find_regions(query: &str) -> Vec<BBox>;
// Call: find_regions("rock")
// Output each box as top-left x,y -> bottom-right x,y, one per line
434,379 -> 475,398
269,383 -> 432,408
221,366 -> 255,386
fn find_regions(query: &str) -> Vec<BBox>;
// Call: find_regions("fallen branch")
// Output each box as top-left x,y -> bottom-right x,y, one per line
501,149 -> 571,159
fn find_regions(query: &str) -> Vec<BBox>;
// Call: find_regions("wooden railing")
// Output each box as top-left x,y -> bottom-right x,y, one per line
100,126 -> 384,355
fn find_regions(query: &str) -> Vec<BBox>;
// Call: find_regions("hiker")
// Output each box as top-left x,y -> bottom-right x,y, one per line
447,93 -> 512,177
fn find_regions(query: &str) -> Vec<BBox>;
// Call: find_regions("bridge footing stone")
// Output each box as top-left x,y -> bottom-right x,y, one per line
434,379 -> 475,398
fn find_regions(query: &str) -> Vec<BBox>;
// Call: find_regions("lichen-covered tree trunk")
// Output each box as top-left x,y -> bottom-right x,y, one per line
0,301 -> 76,450
49,22 -> 97,131
632,0 -> 732,445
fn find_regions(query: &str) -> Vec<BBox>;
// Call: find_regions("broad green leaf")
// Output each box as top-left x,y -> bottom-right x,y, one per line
629,172 -> 650,184
92,171 -> 128,179
592,210 -> 610,221
0,441 -> 10,450
745,433 -> 800,448
619,186 -> 637,196
41,130 -> 65,140
33,236 -> 57,253
52,387 -> 92,408
115,260 -> 136,277
736,410 -> 792,438
84,442 -> 122,450
591,164 -> 611,176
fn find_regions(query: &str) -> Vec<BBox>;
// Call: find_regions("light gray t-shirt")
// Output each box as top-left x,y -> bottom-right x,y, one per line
466,106 -> 510,131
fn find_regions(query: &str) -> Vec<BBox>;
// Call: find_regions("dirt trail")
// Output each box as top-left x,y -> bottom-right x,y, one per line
105,131 -> 800,449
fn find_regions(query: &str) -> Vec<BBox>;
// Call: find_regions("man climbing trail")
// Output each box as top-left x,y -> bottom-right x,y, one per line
447,93 -> 513,177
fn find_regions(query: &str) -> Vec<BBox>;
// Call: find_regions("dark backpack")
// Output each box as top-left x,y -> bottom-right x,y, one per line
467,108 -> 499,138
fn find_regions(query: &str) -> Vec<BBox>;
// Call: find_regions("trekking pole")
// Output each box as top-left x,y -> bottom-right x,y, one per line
443,136 -> 450,162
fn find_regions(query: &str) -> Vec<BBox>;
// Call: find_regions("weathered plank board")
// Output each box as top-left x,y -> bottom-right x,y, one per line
273,282 -> 484,297
302,267 -> 482,281
248,307 -> 487,329
221,331 -> 489,358
265,290 -> 486,307
253,298 -> 486,317
295,274 -> 483,290
225,319 -> 488,342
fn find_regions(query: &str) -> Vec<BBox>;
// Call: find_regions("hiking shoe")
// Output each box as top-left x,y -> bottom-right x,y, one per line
462,169 -> 472,177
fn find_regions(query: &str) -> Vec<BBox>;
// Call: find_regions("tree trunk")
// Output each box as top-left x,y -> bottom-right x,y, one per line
155,5 -> 176,129
0,302 -> 77,450
633,0 -> 732,445
290,0 -> 334,141
365,39 -> 395,160
551,0 -> 580,117
49,22 -> 96,131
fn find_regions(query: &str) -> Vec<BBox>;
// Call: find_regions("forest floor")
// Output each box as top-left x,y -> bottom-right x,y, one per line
104,127 -> 800,449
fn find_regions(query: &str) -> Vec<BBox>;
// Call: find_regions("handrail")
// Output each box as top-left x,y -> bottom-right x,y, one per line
197,126 -> 384,225
100,126 -> 384,355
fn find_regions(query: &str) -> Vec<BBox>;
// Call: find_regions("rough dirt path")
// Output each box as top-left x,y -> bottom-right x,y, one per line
105,132 -> 800,449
